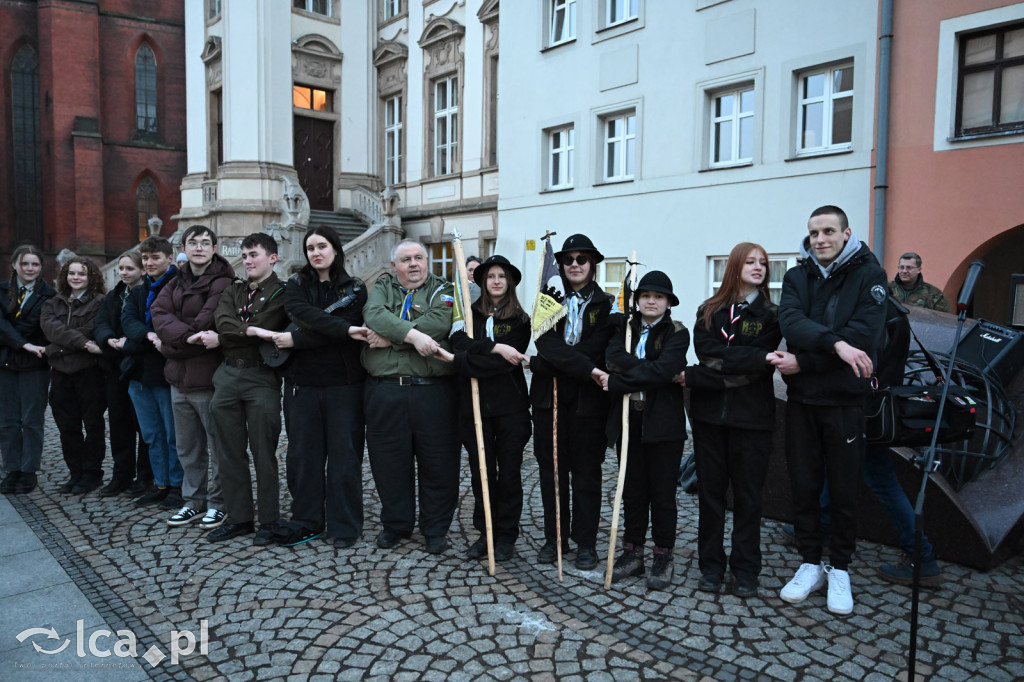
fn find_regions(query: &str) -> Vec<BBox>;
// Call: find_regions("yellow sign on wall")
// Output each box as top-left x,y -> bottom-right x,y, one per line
526,240 -> 536,251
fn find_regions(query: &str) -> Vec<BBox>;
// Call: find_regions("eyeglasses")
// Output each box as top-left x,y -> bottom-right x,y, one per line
186,239 -> 214,249
560,255 -> 590,266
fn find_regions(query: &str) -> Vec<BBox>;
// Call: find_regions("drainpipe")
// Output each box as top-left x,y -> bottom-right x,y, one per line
873,0 -> 894,266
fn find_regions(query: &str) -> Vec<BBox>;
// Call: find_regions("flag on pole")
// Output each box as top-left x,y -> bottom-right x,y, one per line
450,258 -> 466,337
609,273 -> 634,316
531,237 -> 567,341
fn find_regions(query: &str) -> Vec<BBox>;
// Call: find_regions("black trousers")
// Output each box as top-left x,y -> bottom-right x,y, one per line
532,383 -> 607,548
49,366 -> 107,483
785,401 -> 865,570
692,420 -> 772,579
462,410 -> 531,544
103,367 -> 150,484
284,381 -> 365,540
365,379 -> 459,539
620,412 -> 685,549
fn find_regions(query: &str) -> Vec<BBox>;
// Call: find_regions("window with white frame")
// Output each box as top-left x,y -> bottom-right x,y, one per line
548,125 -> 575,190
293,0 -> 331,17
429,242 -> 453,281
384,95 -> 403,185
602,110 -> 636,182
551,0 -> 577,45
797,63 -> 853,154
956,22 -> 1024,136
710,85 -> 754,167
607,0 -> 638,26
433,76 -> 459,177
597,259 -> 628,297
709,254 -> 797,304
383,0 -> 403,21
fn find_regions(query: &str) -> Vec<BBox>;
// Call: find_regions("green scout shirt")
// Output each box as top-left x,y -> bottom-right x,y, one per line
361,271 -> 456,378
889,276 -> 950,313
213,273 -> 288,364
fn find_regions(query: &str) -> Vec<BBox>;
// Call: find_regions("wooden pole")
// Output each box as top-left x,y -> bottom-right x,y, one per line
605,251 -> 638,589
539,230 -> 564,582
451,234 -> 496,576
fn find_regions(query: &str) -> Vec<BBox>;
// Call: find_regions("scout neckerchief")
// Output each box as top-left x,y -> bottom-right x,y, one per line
719,290 -> 759,347
564,289 -> 592,346
485,312 -> 495,341
399,285 -> 421,321
240,283 -> 259,323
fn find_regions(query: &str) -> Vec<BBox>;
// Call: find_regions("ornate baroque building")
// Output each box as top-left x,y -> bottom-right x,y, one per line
176,0 -> 499,279
0,0 -> 186,270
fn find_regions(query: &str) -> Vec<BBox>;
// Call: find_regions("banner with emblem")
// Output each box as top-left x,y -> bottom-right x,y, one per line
531,237 -> 566,341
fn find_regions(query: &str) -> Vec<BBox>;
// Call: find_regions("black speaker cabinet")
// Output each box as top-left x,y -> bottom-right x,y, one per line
957,319 -> 1024,386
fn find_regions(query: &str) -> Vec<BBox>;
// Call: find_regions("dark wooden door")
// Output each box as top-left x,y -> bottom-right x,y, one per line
293,116 -> 334,211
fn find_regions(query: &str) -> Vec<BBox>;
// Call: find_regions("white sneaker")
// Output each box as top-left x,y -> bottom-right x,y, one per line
779,562 -> 826,603
167,506 -> 202,527
199,508 -> 225,530
825,565 -> 854,615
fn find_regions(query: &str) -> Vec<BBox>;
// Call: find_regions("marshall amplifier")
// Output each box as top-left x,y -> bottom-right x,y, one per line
957,319 -> 1024,386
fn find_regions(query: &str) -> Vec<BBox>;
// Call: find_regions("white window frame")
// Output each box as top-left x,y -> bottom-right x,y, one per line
709,253 -> 798,304
547,125 -> 575,190
710,85 -> 754,168
606,0 -> 638,27
383,0 -> 402,21
551,0 -> 577,45
597,258 -> 628,297
384,95 -> 403,185
428,242 -> 453,281
433,76 -> 459,177
602,110 -> 636,182
796,62 -> 854,155
293,0 -> 332,17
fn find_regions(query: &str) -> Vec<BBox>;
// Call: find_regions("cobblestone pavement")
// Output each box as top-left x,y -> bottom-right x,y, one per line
2,411 -> 1023,681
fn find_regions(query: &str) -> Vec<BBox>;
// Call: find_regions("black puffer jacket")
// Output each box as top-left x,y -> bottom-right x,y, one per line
605,312 -> 690,443
94,281 -> 135,373
281,272 -> 367,387
0,280 -> 56,372
451,308 -> 530,419
685,291 -> 781,431
779,241 -> 888,406
530,281 -> 614,418
121,267 -> 178,386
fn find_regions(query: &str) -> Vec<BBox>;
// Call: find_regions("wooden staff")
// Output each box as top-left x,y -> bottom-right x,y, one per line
451,233 -> 496,576
540,230 -> 564,582
605,252 -> 638,589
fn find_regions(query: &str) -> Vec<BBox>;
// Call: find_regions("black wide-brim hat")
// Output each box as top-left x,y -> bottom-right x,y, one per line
635,270 -> 679,307
473,254 -> 522,287
554,233 -> 605,264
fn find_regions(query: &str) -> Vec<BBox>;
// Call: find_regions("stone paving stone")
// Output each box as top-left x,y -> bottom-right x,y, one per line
7,417 -> 1023,682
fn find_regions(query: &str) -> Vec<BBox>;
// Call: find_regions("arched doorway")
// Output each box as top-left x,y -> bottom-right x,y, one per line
953,222 -> 1024,325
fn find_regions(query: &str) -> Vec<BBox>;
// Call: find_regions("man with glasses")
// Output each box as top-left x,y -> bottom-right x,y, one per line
528,234 -> 613,570
889,252 -> 950,312
151,225 -> 236,531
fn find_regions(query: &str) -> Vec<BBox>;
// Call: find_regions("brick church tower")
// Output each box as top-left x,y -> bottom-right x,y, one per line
0,0 -> 186,271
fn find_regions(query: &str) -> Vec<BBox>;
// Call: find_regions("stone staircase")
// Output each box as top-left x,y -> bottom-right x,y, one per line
308,209 -> 368,246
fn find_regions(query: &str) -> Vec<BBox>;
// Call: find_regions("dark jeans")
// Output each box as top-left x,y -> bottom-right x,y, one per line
210,365 -> 282,526
128,381 -> 183,488
532,383 -> 607,548
785,402 -> 865,570
104,368 -> 150,484
692,420 -> 772,578
620,411 -> 685,549
819,443 -> 936,562
284,381 -> 365,539
0,367 -> 49,474
463,410 -> 531,545
365,379 -> 458,539
49,367 -> 107,483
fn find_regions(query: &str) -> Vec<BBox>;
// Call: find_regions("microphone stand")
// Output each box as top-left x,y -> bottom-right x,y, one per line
907,260 -> 983,680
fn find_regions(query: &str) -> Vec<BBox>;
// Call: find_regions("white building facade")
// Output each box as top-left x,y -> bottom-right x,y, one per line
495,0 -> 881,334
175,0 -> 499,279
